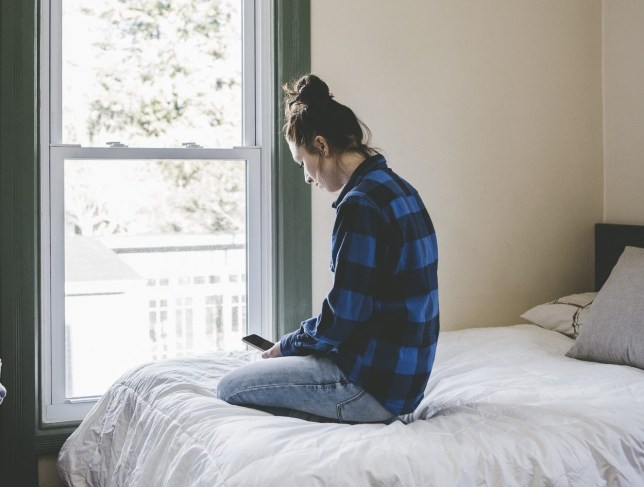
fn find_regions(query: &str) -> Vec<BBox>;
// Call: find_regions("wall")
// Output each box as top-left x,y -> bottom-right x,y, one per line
310,0 -> 604,329
39,455 -> 65,487
603,0 -> 644,224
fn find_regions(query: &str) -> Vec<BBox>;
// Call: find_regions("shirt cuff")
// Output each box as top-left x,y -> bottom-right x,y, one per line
279,330 -> 299,356
280,320 -> 319,356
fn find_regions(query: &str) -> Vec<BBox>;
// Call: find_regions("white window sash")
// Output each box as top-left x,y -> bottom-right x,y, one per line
47,0 -> 258,149
40,0 -> 273,425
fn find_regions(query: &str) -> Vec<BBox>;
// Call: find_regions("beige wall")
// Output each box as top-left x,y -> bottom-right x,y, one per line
310,0 -> 604,329
39,454 -> 65,487
603,0 -> 644,225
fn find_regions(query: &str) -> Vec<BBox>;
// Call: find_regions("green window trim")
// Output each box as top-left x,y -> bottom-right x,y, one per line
273,0 -> 312,338
0,0 -> 310,482
0,0 -> 39,484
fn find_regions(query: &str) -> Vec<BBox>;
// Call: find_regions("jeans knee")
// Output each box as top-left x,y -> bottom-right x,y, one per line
216,371 -> 235,401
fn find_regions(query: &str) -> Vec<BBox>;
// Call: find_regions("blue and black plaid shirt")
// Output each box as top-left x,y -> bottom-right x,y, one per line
280,154 -> 439,415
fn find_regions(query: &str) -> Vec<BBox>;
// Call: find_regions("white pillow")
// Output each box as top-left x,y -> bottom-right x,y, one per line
521,292 -> 596,338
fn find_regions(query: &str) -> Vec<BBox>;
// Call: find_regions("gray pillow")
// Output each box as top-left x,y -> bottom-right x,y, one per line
566,246 -> 644,369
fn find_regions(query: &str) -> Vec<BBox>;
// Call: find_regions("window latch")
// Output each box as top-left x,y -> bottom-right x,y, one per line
182,142 -> 203,149
106,141 -> 127,148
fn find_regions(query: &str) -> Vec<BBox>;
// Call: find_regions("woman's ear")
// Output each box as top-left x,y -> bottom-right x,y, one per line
314,135 -> 330,156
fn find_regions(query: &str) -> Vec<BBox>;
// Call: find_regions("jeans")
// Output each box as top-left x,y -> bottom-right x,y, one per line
217,355 -> 396,424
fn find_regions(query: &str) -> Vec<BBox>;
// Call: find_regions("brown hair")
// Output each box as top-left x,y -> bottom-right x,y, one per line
283,74 -> 375,158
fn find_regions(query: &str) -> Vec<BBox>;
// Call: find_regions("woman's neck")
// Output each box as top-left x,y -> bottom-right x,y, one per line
336,151 -> 368,186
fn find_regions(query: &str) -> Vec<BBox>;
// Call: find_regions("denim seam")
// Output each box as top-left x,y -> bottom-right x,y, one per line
221,379 -> 350,402
336,389 -> 366,422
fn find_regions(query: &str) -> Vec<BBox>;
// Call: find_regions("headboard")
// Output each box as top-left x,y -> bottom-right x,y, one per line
595,223 -> 644,291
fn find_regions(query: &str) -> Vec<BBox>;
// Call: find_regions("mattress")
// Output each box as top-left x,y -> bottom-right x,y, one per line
58,325 -> 644,486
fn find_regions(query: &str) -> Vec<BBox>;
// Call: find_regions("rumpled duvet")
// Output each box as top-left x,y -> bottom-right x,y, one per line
58,325 -> 644,486
0,358 -> 5,405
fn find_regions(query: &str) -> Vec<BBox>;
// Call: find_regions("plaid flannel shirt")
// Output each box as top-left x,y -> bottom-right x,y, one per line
280,154 -> 439,415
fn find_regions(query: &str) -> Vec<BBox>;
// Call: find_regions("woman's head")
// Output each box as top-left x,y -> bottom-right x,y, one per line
282,74 -> 374,159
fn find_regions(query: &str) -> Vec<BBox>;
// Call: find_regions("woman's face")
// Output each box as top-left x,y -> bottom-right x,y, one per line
287,139 -> 343,192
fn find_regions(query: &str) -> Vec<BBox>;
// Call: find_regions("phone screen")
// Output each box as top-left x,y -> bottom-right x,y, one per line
242,334 -> 275,351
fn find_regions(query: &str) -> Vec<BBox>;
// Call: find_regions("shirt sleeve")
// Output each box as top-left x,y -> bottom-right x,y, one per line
280,197 -> 384,356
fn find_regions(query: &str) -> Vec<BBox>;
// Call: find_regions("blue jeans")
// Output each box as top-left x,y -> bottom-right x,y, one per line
217,355 -> 396,424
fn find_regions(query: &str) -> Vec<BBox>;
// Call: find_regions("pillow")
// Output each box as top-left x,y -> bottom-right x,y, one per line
521,292 -> 596,338
566,246 -> 644,369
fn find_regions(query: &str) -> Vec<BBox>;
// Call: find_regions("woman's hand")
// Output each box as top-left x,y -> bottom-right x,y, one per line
262,342 -> 283,359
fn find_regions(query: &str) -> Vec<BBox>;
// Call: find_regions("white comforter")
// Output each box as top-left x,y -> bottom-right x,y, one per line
58,325 -> 644,486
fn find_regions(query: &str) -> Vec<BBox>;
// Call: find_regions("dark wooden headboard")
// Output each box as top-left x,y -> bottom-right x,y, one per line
595,223 -> 644,291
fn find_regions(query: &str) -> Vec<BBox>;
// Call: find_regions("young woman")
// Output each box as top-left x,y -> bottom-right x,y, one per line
218,74 -> 439,423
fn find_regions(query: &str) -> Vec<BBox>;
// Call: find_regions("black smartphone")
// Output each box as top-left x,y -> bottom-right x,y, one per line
242,334 -> 274,352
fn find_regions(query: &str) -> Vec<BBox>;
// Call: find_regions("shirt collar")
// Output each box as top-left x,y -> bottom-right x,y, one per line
332,153 -> 387,208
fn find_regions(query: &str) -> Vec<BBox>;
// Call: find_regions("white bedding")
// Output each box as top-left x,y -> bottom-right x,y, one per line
58,325 -> 644,486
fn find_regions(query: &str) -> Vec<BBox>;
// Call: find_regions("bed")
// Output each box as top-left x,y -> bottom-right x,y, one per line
58,224 -> 644,486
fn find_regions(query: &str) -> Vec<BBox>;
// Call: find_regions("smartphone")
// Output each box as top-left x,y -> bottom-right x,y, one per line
242,334 -> 275,352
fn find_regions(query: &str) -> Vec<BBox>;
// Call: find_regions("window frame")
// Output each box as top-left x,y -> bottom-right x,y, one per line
40,0 -> 274,424
0,0 -> 310,477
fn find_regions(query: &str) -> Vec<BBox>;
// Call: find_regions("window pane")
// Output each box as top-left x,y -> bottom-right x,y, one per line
63,159 -> 246,398
62,0 -> 242,148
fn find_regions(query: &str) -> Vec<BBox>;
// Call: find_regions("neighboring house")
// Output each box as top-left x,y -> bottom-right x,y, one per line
64,234 -> 246,398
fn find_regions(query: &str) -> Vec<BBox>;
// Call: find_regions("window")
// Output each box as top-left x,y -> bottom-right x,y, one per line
41,0 -> 273,423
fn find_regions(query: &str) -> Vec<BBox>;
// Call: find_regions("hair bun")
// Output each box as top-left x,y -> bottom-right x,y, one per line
296,74 -> 332,105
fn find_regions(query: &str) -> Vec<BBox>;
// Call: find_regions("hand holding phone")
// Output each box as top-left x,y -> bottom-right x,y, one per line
242,334 -> 274,352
